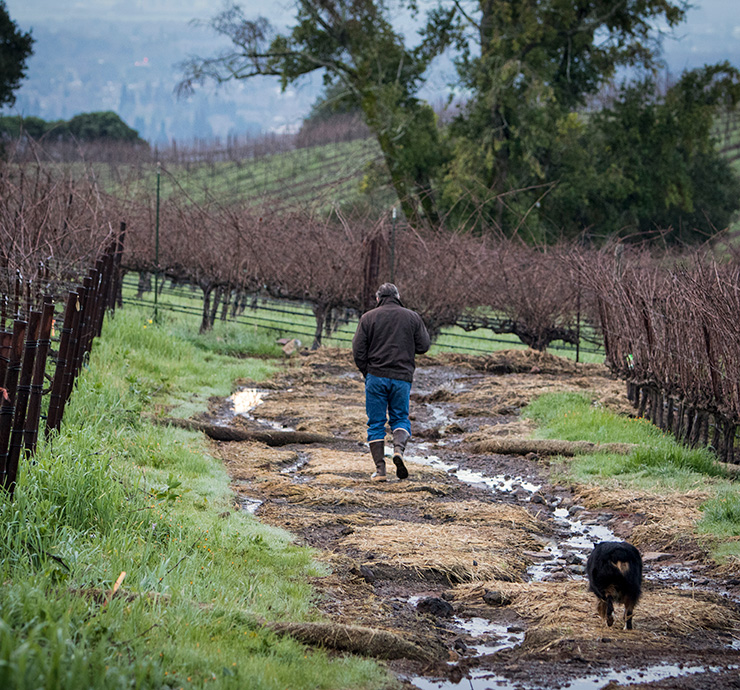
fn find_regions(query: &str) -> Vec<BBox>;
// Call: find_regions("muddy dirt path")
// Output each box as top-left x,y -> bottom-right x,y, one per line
208,349 -> 740,689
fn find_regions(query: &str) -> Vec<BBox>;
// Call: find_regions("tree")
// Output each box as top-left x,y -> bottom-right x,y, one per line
543,64 -> 740,243
177,1 -> 449,228
426,0 -> 692,236
0,1 -> 33,108
66,111 -> 143,142
0,111 -> 144,143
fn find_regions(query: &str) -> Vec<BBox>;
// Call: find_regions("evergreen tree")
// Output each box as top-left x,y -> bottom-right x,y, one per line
0,0 -> 33,108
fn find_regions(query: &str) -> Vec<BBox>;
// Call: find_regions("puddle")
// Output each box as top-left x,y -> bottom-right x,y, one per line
454,616 -> 525,656
228,387 -> 294,431
408,450 -> 617,583
455,469 -> 541,495
409,663 -> 739,690
646,565 -> 695,583
280,452 -> 311,476
236,495 -> 262,514
231,388 -> 267,414
408,596 -> 525,661
409,452 -> 541,495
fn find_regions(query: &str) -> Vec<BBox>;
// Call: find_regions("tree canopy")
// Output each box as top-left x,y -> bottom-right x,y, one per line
179,0 -> 449,227
180,0 -> 740,244
0,0 -> 33,108
0,111 -> 144,143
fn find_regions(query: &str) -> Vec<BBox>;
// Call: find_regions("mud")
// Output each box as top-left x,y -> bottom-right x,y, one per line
211,349 -> 740,689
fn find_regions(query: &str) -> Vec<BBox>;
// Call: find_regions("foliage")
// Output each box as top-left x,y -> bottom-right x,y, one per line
178,0 -> 740,243
429,0 -> 692,236
0,111 -> 144,143
545,65 -> 740,243
0,307 -> 389,689
0,1 -> 33,108
178,0 -> 447,228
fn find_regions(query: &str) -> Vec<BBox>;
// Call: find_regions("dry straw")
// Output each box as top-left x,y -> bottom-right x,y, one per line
343,520 -> 541,583
574,485 -> 707,551
453,580 -> 740,650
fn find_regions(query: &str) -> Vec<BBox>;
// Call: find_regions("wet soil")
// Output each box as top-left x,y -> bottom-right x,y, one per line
210,349 -> 740,689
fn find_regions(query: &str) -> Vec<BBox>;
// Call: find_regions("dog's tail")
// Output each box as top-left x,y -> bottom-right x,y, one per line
611,559 -> 632,576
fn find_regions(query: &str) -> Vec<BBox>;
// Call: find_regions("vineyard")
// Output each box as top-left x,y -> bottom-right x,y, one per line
5,116 -> 740,470
3,117 -> 740,689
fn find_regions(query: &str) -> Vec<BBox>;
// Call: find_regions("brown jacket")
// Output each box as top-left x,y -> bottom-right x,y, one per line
352,296 -> 430,382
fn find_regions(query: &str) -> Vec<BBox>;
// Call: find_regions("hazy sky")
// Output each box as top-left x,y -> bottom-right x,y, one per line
3,0 -> 738,138
6,0 -> 739,69
6,0 -> 739,46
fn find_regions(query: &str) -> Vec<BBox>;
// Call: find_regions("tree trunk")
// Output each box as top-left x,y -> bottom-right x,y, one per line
311,302 -> 328,350
711,414 -> 722,453
220,286 -> 232,321
637,386 -> 649,418
683,407 -> 695,444
654,390 -> 664,429
673,401 -> 685,439
208,285 -> 222,327
136,272 -> 151,299
723,422 -> 737,464
666,396 -> 674,433
362,233 -> 383,313
700,413 -> 709,447
199,284 -> 214,334
689,410 -> 702,448
627,382 -> 637,406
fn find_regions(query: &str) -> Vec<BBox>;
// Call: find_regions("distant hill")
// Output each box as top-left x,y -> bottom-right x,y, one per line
2,9 -> 321,143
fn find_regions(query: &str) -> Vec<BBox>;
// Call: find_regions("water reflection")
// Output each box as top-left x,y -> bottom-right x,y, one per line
230,388 -> 266,414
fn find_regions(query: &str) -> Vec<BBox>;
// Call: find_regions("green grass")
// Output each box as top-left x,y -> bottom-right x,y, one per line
525,392 -> 726,485
698,488 -> 740,560
114,139 -> 382,212
0,307 -> 392,690
525,391 -> 740,561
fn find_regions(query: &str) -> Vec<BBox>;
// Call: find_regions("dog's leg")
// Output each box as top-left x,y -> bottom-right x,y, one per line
624,599 -> 635,630
605,596 -> 615,626
597,598 -> 615,626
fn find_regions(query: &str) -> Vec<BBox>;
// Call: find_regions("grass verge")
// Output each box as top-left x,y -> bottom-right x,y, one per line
0,306 -> 391,690
524,392 -> 740,560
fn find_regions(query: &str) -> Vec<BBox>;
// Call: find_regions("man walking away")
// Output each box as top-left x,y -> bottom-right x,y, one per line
352,283 -> 431,480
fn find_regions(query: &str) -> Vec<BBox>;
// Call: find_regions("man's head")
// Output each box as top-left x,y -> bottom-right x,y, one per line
376,283 -> 400,302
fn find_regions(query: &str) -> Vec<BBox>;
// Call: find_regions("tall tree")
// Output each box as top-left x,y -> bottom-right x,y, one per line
556,63 -> 740,244
0,1 -> 33,108
178,1 -> 449,228
426,0 -> 691,236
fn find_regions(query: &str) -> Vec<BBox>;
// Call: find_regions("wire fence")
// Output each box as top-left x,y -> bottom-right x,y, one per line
120,273 -> 605,360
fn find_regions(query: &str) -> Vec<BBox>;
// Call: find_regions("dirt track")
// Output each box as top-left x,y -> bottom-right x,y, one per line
207,349 -> 740,689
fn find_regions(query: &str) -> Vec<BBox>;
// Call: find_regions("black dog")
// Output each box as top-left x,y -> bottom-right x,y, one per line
586,541 -> 642,630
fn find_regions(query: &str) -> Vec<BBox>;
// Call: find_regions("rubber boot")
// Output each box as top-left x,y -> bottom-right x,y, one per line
369,440 -> 387,481
391,428 -> 410,479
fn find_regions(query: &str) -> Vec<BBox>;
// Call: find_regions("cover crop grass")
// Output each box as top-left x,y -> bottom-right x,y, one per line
525,392 -> 740,559
0,307 -> 390,690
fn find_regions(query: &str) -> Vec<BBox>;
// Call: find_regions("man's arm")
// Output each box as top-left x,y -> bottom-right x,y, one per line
415,316 -> 431,354
352,320 -> 369,376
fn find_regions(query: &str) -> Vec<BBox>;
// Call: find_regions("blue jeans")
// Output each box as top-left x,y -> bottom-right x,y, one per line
365,374 -> 412,442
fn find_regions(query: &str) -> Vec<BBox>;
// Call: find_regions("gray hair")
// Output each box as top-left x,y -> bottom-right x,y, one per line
376,283 -> 400,301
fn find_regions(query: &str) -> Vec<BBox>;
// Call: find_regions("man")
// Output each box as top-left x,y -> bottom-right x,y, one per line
352,283 -> 430,480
